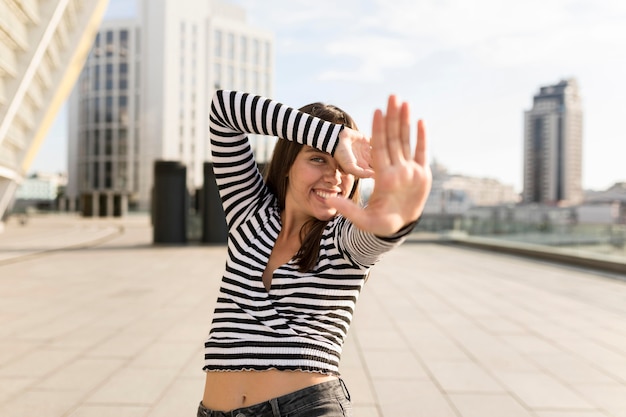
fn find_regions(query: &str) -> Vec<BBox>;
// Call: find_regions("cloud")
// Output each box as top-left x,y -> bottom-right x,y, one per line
317,35 -> 419,82
233,0 -> 625,85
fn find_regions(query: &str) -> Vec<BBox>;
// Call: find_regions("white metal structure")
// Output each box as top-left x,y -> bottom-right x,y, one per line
0,0 -> 109,226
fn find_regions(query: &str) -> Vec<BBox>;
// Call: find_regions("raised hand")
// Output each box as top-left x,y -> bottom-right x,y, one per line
328,95 -> 432,237
334,127 -> 374,178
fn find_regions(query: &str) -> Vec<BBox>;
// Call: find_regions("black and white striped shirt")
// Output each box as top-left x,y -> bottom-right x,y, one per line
204,90 -> 409,375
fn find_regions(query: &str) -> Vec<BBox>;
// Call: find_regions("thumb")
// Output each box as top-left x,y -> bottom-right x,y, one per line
326,196 -> 367,229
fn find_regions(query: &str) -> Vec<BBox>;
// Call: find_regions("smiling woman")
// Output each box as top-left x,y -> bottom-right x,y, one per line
200,89 -> 431,416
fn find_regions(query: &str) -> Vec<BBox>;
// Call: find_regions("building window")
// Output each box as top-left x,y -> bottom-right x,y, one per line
241,37 -> 248,62
253,39 -> 259,65
214,30 -> 222,57
119,62 -> 128,90
227,33 -> 234,60
92,97 -> 100,123
119,96 -> 128,124
105,128 -> 113,156
105,162 -> 113,189
106,31 -> 114,56
120,30 -> 128,57
93,130 -> 100,154
93,162 -> 99,188
94,33 -> 101,57
214,63 -> 222,89
119,128 -> 127,155
105,96 -> 113,123
105,63 -> 114,90
93,65 -> 100,90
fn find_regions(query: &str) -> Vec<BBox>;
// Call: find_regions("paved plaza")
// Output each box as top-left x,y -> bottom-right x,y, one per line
1,214 -> 625,417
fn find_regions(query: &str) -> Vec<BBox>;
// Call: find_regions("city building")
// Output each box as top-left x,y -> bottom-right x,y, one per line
0,0 -> 109,228
13,172 -> 67,212
419,160 -> 519,230
66,0 -> 274,216
423,160 -> 519,216
522,78 -> 583,206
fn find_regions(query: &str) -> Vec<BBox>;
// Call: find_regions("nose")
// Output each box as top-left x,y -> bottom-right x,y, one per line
324,166 -> 342,185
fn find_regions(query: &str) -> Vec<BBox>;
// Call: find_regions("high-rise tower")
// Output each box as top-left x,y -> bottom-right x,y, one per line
522,79 -> 583,205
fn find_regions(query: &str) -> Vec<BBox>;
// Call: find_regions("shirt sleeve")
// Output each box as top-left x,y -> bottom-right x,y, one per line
333,217 -> 415,269
209,90 -> 344,227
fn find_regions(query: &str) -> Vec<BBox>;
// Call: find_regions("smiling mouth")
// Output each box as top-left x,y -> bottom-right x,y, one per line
314,190 -> 342,199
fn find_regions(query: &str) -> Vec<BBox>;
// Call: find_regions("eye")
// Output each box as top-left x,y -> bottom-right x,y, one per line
310,156 -> 326,163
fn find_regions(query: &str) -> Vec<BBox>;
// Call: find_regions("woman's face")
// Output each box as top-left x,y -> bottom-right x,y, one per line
285,146 -> 355,222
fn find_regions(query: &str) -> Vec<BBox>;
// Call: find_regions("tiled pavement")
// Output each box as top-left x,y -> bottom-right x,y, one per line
0,214 -> 625,417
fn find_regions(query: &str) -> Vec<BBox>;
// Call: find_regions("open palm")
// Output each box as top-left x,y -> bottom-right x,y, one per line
329,95 -> 432,237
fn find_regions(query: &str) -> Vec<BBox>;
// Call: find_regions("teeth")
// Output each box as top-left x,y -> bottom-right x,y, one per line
315,191 -> 337,199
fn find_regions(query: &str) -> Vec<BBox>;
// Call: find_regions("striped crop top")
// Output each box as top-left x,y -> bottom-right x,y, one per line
203,90 -> 411,376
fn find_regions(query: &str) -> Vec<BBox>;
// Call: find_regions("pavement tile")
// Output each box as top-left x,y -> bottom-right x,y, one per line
495,371 -> 595,409
85,332 -> 155,359
426,361 -> 506,393
446,326 -> 540,372
574,384 -> 626,416
0,389 -> 82,417
85,368 -> 176,405
500,334 -> 564,356
531,353 -> 620,385
557,339 -> 626,381
0,347 -> 81,379
399,321 -> 471,362
352,326 -> 409,351
373,379 -> 457,417
449,393 -> 534,417
148,377 -> 203,417
0,376 -> 35,403
34,358 -> 124,391
0,340 -> 39,366
125,341 -> 199,370
66,405 -> 149,417
351,405 -> 381,417
362,349 -> 430,380
534,412 -> 609,417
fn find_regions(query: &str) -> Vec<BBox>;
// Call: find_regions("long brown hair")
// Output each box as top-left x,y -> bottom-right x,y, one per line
264,103 -> 361,272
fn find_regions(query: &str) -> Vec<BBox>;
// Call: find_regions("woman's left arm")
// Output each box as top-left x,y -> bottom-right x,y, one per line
328,95 -> 432,238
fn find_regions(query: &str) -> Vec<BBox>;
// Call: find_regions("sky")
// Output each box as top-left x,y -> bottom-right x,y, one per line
33,0 -> 626,192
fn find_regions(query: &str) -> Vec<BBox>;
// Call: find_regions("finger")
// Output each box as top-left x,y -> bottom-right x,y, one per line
385,95 -> 402,165
414,119 -> 428,166
371,109 -> 390,168
326,195 -> 369,230
349,165 -> 375,179
399,101 -> 412,160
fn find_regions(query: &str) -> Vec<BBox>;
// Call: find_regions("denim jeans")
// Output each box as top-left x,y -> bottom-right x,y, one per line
197,379 -> 352,417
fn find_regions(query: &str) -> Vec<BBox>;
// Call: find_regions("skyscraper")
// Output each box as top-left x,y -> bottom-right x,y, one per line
67,0 -> 274,215
0,0 -> 108,226
522,79 -> 583,206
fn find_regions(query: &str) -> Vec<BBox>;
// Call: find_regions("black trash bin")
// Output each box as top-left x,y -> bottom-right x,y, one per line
153,160 -> 187,244
202,162 -> 228,243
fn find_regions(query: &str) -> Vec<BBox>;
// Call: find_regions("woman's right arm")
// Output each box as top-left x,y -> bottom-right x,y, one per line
209,90 -> 356,226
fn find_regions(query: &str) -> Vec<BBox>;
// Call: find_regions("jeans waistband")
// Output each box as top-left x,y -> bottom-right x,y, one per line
197,378 -> 350,417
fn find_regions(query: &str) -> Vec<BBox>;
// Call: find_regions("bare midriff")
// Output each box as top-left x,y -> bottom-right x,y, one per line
202,369 -> 338,411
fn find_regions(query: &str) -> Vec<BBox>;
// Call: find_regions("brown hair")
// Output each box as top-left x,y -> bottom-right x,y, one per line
264,103 -> 361,272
